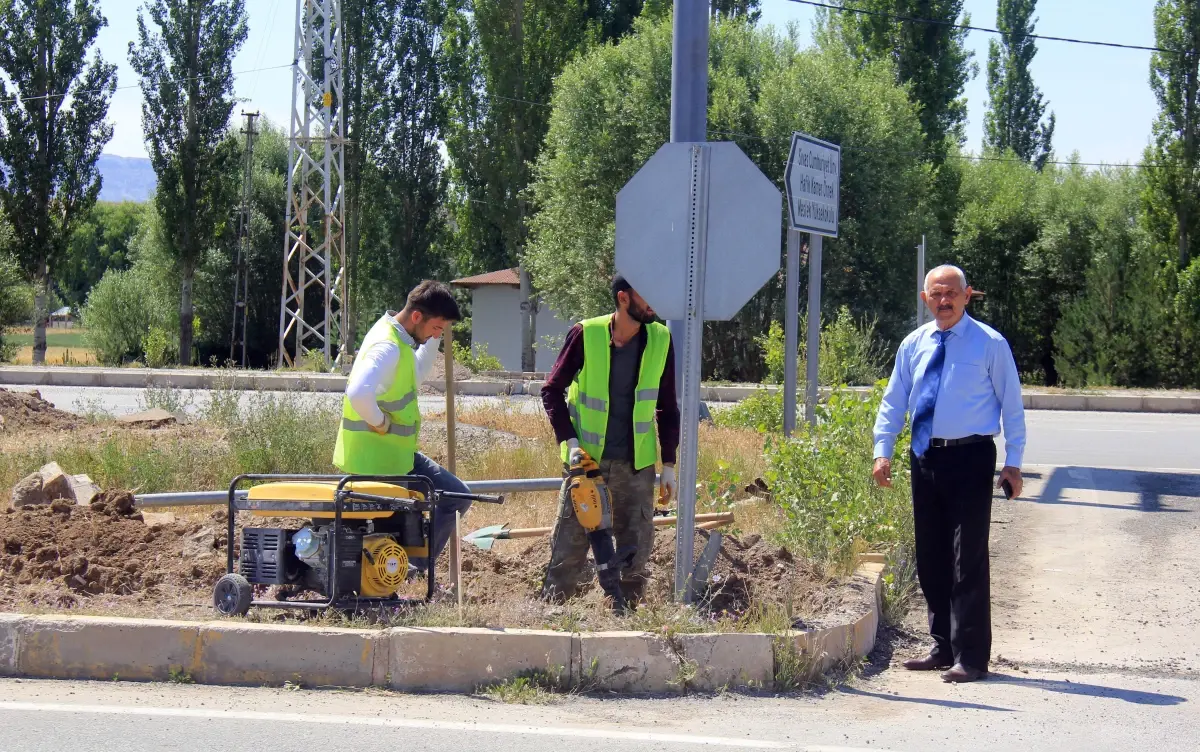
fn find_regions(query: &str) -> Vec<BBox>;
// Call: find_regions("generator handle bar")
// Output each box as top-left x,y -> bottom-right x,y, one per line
438,491 -> 505,505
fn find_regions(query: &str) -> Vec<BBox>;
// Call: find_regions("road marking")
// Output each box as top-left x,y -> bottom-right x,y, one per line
0,701 -> 789,748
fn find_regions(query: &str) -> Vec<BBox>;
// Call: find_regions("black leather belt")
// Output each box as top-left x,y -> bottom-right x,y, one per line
928,434 -> 993,448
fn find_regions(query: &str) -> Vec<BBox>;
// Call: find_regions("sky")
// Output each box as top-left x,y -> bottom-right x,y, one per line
98,0 -> 1159,166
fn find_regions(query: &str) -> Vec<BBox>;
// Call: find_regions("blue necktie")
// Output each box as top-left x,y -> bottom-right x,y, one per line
911,330 -> 947,458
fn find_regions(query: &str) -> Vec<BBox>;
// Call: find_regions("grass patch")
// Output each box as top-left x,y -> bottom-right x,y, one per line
477,673 -> 561,704
6,327 -> 90,349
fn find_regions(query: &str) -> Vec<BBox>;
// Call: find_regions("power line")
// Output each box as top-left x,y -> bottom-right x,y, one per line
0,62 -> 295,108
782,0 -> 1166,53
440,86 -> 1145,169
708,127 -> 1143,169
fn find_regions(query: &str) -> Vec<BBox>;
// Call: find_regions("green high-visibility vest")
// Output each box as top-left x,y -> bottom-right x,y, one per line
333,315 -> 421,475
561,314 -> 670,471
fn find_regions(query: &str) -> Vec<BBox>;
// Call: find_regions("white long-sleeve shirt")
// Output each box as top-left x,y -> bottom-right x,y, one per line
345,312 -> 441,427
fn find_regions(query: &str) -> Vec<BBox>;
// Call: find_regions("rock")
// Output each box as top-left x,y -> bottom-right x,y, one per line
141,511 -> 177,528
40,467 -> 74,503
11,472 -> 46,508
66,574 -> 90,593
116,408 -> 179,428
69,474 -> 101,506
182,528 -> 218,560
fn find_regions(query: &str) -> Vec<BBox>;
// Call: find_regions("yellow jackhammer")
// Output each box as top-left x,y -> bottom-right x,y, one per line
565,451 -> 636,613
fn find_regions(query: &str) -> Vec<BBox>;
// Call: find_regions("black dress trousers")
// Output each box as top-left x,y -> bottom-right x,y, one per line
910,439 -> 996,670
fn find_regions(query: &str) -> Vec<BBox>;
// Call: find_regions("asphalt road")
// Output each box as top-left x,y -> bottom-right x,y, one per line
3,388 -> 1199,749
11,384 -> 1200,471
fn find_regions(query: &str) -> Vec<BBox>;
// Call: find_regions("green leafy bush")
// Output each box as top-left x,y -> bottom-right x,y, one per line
82,267 -> 175,366
453,340 -> 503,373
0,253 -> 31,362
714,389 -> 784,433
754,307 -> 886,387
764,382 -> 913,570
141,326 -> 176,368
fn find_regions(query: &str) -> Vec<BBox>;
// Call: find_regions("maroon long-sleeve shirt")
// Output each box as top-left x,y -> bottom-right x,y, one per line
541,322 -> 680,465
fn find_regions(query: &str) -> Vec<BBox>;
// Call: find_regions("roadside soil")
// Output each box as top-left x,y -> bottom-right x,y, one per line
0,387 -> 857,630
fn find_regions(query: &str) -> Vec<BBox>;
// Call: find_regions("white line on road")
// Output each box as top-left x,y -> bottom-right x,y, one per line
0,701 -> 791,749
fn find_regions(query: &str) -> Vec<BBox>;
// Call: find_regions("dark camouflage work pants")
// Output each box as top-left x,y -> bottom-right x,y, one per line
542,459 -> 656,603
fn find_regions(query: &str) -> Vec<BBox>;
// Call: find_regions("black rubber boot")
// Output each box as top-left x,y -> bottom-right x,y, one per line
597,566 -> 627,614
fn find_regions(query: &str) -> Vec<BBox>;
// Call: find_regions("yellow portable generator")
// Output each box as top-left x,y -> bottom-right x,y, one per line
211,473 -> 502,616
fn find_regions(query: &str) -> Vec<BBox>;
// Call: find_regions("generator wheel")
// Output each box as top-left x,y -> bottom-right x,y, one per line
213,573 -> 253,616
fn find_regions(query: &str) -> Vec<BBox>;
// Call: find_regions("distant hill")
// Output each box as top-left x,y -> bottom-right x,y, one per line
97,154 -> 156,203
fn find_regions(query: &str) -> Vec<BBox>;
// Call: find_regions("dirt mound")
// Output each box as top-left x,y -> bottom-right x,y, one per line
0,494 -> 226,610
0,389 -> 78,432
454,528 -> 835,623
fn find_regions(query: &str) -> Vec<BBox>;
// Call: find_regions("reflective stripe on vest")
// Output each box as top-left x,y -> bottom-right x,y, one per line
332,314 -> 421,475
560,314 -> 670,471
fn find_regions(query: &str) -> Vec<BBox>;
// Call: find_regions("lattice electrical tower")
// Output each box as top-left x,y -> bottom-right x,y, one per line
277,0 -> 348,369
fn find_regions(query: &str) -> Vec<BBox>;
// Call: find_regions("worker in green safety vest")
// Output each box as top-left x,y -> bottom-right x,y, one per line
334,280 -> 470,575
539,274 -> 681,607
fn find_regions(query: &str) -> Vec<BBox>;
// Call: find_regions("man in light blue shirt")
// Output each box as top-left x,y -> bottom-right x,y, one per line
872,264 -> 1026,684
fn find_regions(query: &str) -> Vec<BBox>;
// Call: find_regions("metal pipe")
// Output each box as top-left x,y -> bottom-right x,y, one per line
135,473 -> 667,508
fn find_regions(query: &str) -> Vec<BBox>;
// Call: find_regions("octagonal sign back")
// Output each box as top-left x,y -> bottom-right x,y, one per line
615,142 -> 782,321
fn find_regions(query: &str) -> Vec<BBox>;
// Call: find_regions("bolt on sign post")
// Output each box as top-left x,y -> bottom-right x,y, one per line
784,132 -> 842,427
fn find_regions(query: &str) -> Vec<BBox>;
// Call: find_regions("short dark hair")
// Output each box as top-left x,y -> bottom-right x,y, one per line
405,280 -> 461,321
611,273 -> 633,307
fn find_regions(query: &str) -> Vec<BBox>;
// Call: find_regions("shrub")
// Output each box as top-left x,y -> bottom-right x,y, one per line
0,252 -> 31,362
453,340 -> 504,373
82,267 -> 175,366
763,382 -> 913,570
714,388 -> 783,433
141,326 -> 176,368
754,307 -> 887,387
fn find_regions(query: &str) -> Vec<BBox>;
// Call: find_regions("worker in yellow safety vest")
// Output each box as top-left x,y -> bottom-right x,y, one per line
333,280 -> 468,575
539,274 -> 681,607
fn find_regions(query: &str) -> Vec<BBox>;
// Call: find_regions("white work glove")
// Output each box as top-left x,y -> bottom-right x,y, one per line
369,413 -> 392,436
566,438 -> 585,466
659,464 -> 677,503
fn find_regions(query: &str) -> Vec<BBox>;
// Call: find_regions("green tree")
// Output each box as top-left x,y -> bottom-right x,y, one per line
983,0 -> 1054,169
526,16 -> 934,380
59,201 -> 144,308
950,157 -> 1041,374
831,0 -> 974,153
1054,243 -> 1166,389
0,0 -> 117,365
192,119 -> 288,367
129,0 -> 249,365
354,0 -> 453,326
1146,0 -> 1200,268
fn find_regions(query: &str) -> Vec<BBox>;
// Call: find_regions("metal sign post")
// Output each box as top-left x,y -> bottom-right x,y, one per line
616,142 -> 781,601
784,132 -> 842,427
784,228 -> 801,436
666,0 -> 710,418
805,234 -> 823,425
674,144 -> 710,599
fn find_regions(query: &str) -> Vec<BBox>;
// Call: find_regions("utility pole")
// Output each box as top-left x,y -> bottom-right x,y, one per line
916,234 -> 926,327
669,0 -> 710,601
231,111 -> 259,368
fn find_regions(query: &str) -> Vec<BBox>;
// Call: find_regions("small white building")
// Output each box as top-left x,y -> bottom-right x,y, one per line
451,268 -> 575,373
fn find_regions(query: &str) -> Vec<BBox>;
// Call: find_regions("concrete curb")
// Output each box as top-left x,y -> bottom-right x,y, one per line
5,365 -> 1198,412
0,558 -> 886,694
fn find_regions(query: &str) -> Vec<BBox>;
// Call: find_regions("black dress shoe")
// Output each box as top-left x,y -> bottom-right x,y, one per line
941,663 -> 988,683
902,653 -> 953,671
